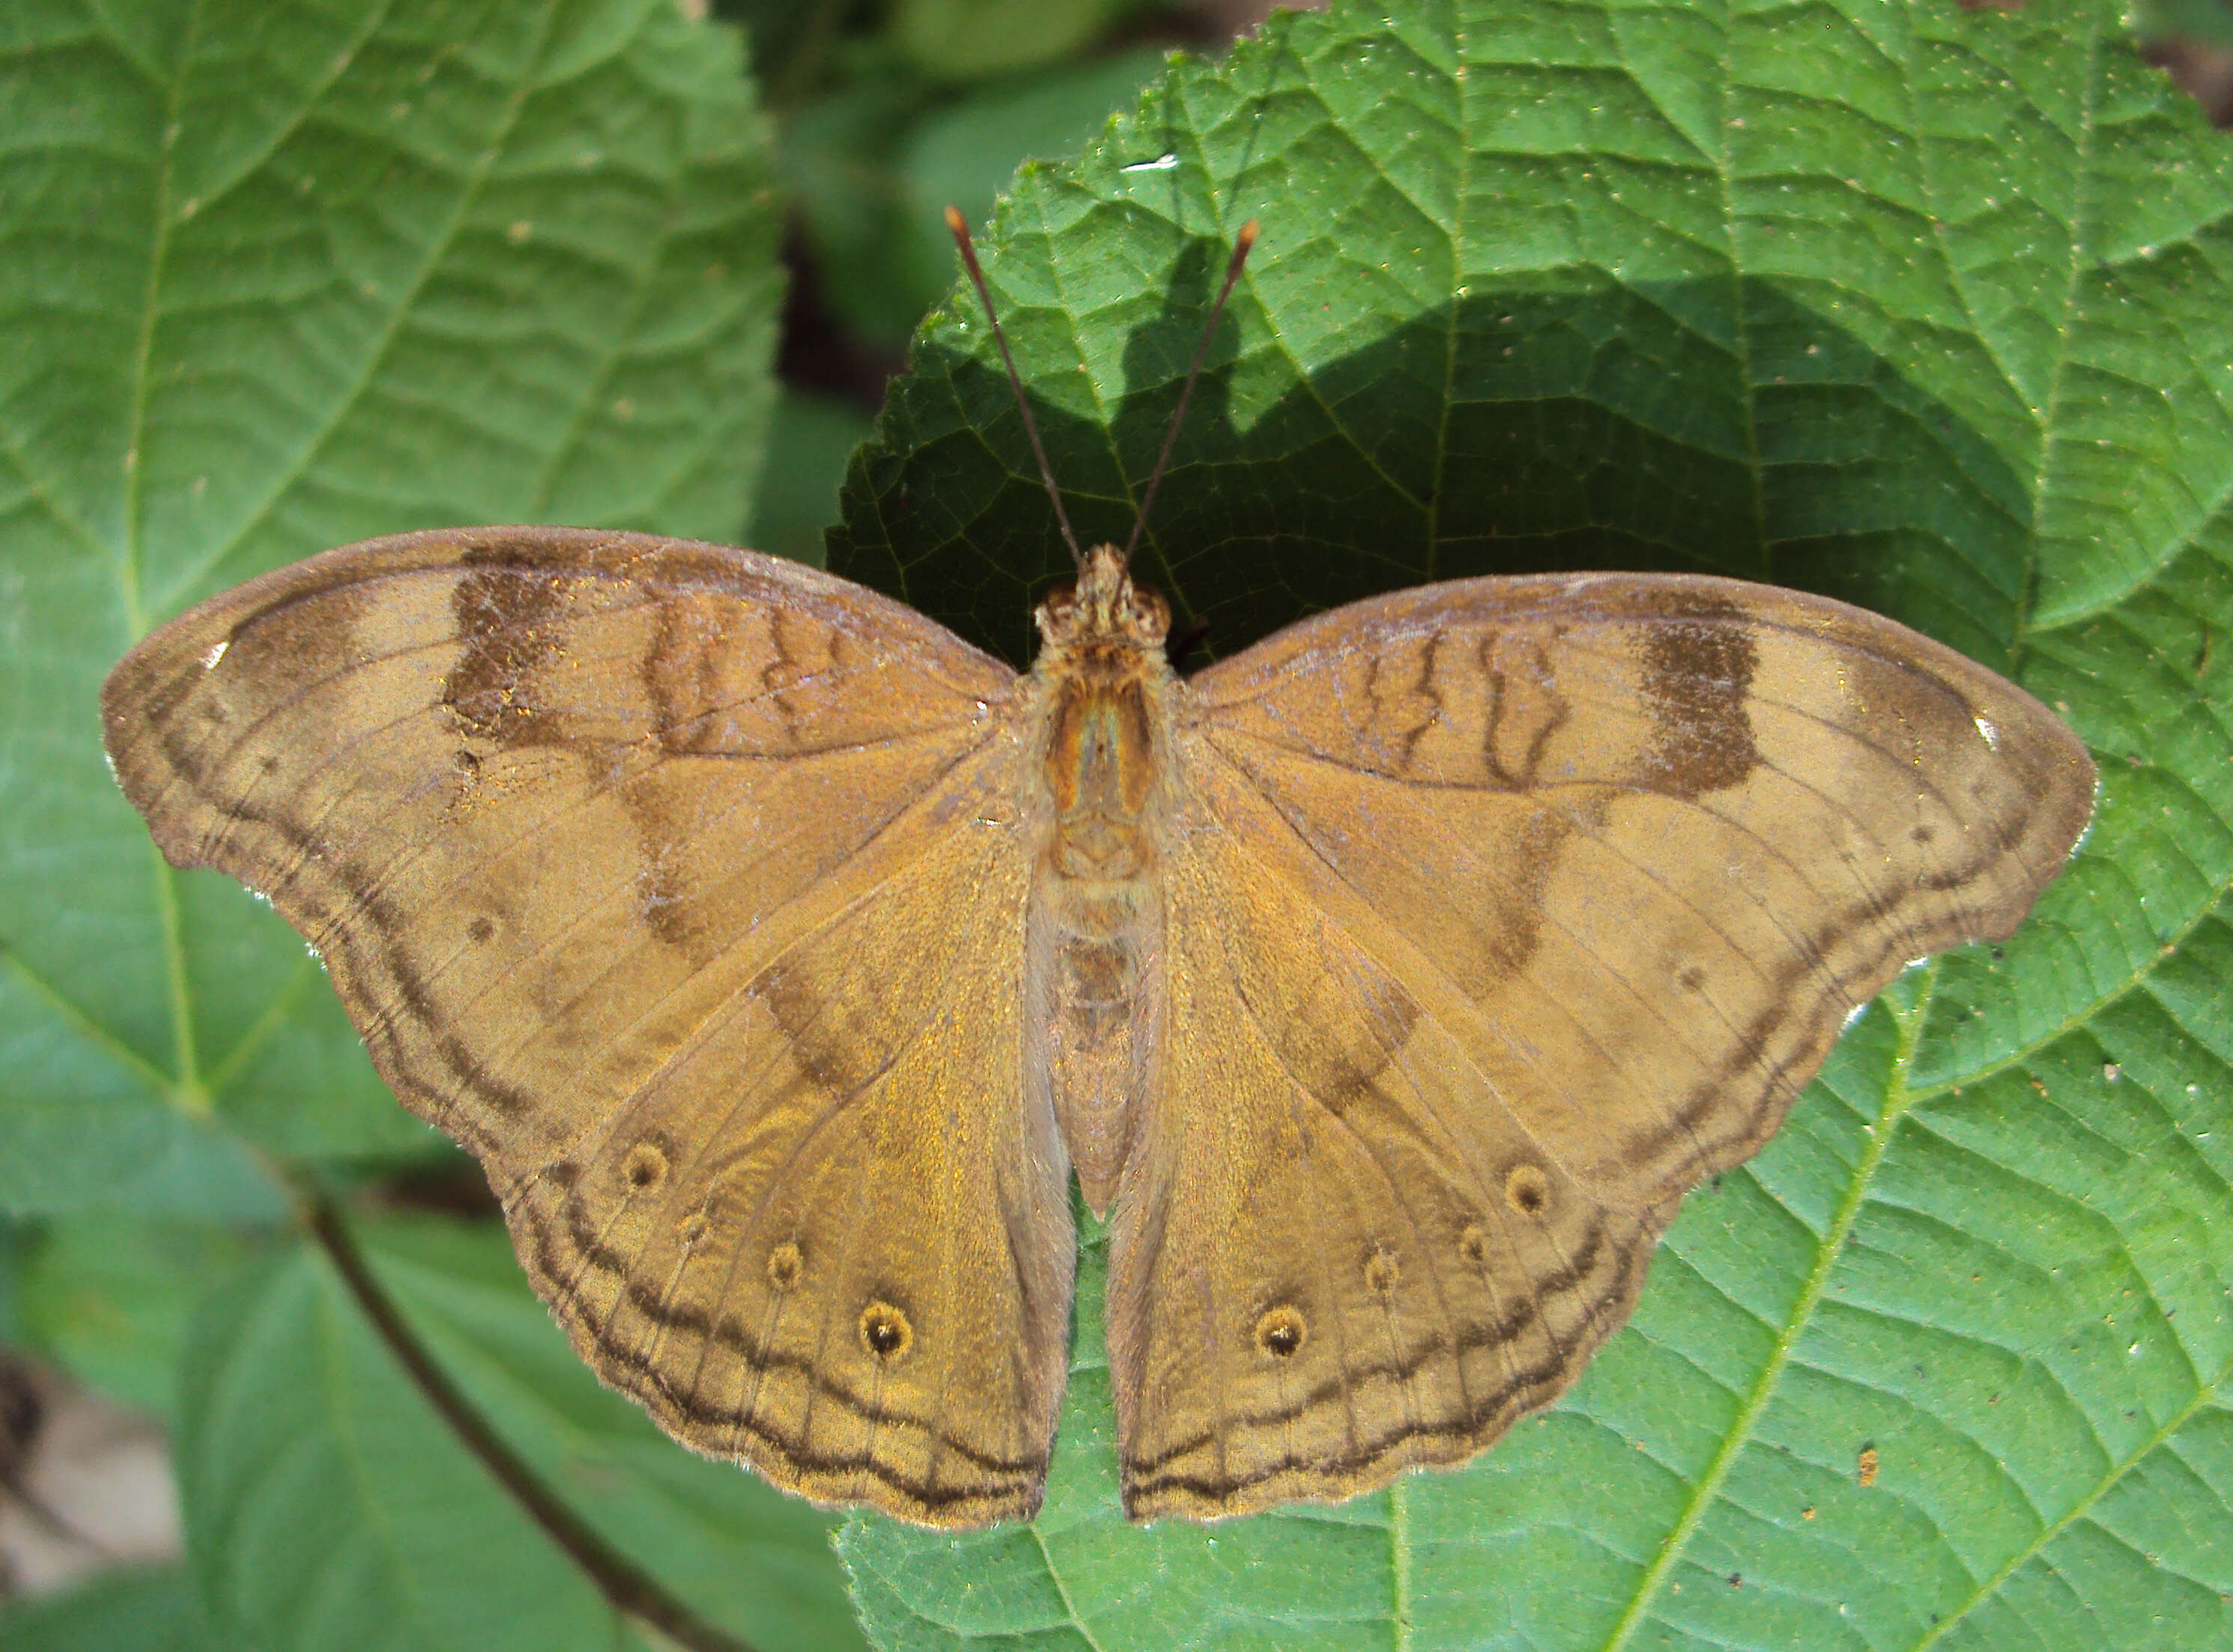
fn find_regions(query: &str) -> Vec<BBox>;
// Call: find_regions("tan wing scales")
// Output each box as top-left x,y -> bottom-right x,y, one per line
1106,572 -> 2092,1518
101,527 -> 1072,1525
1112,808 -> 1667,1518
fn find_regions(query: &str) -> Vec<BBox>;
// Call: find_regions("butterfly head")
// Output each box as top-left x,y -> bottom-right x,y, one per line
1036,544 -> 1170,652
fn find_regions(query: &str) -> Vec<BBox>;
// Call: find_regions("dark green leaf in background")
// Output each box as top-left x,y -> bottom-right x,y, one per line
747,387 -> 878,566
829,0 -> 2233,1645
786,48 -> 1170,349
896,0 -> 1140,82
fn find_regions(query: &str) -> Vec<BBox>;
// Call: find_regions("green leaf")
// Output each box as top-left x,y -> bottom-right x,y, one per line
895,0 -> 1138,82
0,0 -> 783,1209
177,1213 -> 865,1652
747,386 -> 876,566
16,1213 -> 262,1425
831,0 -> 2233,1644
786,49 -> 1167,348
0,1566 -> 216,1652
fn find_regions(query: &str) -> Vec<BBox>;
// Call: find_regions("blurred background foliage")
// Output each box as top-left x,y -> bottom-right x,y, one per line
736,0 -> 1262,566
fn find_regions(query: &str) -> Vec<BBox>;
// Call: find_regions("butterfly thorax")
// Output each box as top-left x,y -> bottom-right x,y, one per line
1026,545 -> 1178,1212
1030,544 -> 1176,882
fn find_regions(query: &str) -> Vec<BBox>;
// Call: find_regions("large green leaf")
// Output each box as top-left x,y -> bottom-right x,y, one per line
0,0 -> 831,1643
174,1214 -> 865,1652
0,0 -> 783,1211
0,1566 -> 216,1652
830,0 -> 2233,1645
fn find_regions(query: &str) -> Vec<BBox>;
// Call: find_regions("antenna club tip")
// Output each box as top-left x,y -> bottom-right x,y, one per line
944,204 -> 968,236
1237,219 -> 1260,248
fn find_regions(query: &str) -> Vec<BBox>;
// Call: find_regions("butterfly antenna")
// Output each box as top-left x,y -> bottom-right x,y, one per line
1123,219 -> 1259,563
945,206 -> 1084,569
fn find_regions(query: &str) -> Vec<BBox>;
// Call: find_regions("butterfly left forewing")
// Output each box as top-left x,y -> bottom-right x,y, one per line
1108,572 -> 2093,1519
102,527 -> 1074,1525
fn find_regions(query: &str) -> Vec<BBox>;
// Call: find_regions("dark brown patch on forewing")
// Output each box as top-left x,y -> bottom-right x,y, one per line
1639,605 -> 1759,798
443,548 -> 572,747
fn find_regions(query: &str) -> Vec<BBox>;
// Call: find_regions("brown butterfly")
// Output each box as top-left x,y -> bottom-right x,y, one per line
100,216 -> 2095,1528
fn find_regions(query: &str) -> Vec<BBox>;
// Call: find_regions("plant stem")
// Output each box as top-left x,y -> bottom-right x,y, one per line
305,1196 -> 759,1652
